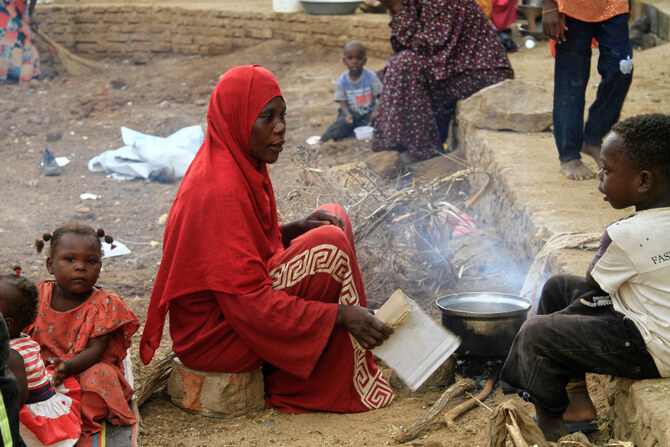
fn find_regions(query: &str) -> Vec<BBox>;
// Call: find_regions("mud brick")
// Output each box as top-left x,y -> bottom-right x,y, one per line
167,358 -> 265,418
172,34 -> 194,45
73,13 -> 98,24
248,27 -> 273,39
103,14 -> 126,24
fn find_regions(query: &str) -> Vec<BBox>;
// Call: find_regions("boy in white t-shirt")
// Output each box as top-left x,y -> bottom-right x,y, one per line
501,114 -> 670,442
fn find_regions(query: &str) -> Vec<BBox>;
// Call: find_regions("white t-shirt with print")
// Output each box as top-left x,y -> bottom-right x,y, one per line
590,207 -> 670,377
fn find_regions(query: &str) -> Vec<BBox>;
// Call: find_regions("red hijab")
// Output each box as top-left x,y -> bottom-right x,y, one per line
140,65 -> 285,364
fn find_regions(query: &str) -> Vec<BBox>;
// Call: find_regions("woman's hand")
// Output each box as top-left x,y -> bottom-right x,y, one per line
336,305 -> 393,350
379,0 -> 404,15
282,210 -> 344,246
542,0 -> 566,42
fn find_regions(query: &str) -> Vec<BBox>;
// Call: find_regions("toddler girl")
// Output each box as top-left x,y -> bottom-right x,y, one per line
30,222 -> 140,446
1,268 -> 81,446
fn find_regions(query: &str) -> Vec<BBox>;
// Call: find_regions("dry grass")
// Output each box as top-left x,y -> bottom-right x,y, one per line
276,146 -> 489,308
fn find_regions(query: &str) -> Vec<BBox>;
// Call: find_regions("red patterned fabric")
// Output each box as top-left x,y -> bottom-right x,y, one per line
29,281 -> 140,436
11,336 -> 81,446
141,65 -> 393,413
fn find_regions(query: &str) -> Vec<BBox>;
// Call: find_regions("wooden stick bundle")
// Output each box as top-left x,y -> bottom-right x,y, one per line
393,378 -> 475,443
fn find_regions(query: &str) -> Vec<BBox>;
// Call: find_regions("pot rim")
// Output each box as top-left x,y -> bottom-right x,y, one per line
435,292 -> 532,319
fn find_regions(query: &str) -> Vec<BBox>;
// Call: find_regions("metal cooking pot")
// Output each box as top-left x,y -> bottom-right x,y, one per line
435,292 -> 532,360
519,0 -> 542,7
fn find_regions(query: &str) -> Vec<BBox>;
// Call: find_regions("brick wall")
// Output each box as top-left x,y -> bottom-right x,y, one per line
34,4 -> 393,59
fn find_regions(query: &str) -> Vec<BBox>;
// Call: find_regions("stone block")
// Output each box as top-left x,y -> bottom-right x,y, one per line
365,150 -> 402,179
603,376 -> 670,447
457,79 -> 553,133
167,358 -> 265,418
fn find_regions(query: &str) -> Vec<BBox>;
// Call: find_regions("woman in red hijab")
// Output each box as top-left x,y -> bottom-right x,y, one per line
140,65 -> 394,413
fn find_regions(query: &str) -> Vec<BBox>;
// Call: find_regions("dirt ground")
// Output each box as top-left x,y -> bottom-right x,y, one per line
1,21 -> 669,446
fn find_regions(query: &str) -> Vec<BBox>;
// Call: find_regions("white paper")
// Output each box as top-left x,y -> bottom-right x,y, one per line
102,241 -> 131,259
373,296 -> 460,391
55,156 -> 70,167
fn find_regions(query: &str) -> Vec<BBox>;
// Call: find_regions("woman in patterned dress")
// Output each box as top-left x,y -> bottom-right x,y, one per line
0,0 -> 40,82
373,0 -> 514,161
141,65 -> 395,414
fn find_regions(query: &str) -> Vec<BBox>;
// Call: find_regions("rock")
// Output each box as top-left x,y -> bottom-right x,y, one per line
167,358 -> 265,418
365,150 -> 402,179
631,33 -> 658,50
110,78 -> 127,89
132,54 -> 149,65
457,79 -> 552,132
630,16 -> 651,35
75,207 -> 95,220
46,131 -> 63,142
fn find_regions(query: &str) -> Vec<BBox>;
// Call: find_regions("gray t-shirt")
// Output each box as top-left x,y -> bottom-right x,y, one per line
334,69 -> 383,117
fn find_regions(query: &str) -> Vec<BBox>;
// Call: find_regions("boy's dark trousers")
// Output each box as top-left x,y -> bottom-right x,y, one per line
321,110 -> 372,142
500,275 -> 660,415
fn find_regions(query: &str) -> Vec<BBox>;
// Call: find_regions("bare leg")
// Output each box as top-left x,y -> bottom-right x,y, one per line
560,159 -> 596,180
563,390 -> 597,423
534,404 -> 569,442
581,143 -> 603,169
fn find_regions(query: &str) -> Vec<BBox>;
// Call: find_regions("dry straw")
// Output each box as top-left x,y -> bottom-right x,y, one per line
35,28 -> 103,75
276,145 -> 491,307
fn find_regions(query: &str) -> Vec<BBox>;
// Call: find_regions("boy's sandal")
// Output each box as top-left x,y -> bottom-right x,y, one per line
531,415 -> 599,434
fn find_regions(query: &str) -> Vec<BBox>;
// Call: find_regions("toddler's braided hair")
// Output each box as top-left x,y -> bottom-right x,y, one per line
35,221 -> 115,257
612,113 -> 670,179
0,266 -> 39,332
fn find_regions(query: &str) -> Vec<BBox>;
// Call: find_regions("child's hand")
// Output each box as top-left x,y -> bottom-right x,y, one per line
345,114 -> 354,125
370,109 -> 378,125
50,358 -> 69,387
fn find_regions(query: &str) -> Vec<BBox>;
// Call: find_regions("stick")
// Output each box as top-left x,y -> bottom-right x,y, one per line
444,377 -> 496,430
506,412 -> 530,447
395,378 -> 475,443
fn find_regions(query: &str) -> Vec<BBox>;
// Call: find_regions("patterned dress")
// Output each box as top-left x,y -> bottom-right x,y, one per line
372,0 -> 513,159
0,0 -> 40,82
29,282 -> 140,440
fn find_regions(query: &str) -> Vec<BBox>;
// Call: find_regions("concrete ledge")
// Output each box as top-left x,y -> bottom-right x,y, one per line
603,377 -> 670,447
167,358 -> 265,418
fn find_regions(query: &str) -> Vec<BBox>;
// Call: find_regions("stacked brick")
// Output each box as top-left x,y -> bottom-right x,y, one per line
34,4 -> 393,58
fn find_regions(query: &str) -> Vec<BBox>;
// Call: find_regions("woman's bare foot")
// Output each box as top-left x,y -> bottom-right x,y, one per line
581,143 -> 603,169
560,159 -> 596,180
563,390 -> 597,423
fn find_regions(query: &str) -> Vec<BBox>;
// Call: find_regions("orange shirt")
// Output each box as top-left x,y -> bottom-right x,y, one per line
557,0 -> 629,22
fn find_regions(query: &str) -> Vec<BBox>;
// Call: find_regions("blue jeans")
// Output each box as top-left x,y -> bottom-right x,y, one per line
500,275 -> 659,415
553,14 -> 633,163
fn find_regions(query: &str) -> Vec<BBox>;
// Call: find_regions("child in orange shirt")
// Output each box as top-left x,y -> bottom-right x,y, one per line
30,222 -> 140,446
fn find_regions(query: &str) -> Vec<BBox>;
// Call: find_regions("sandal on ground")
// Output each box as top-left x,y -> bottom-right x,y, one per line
531,415 -> 599,434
